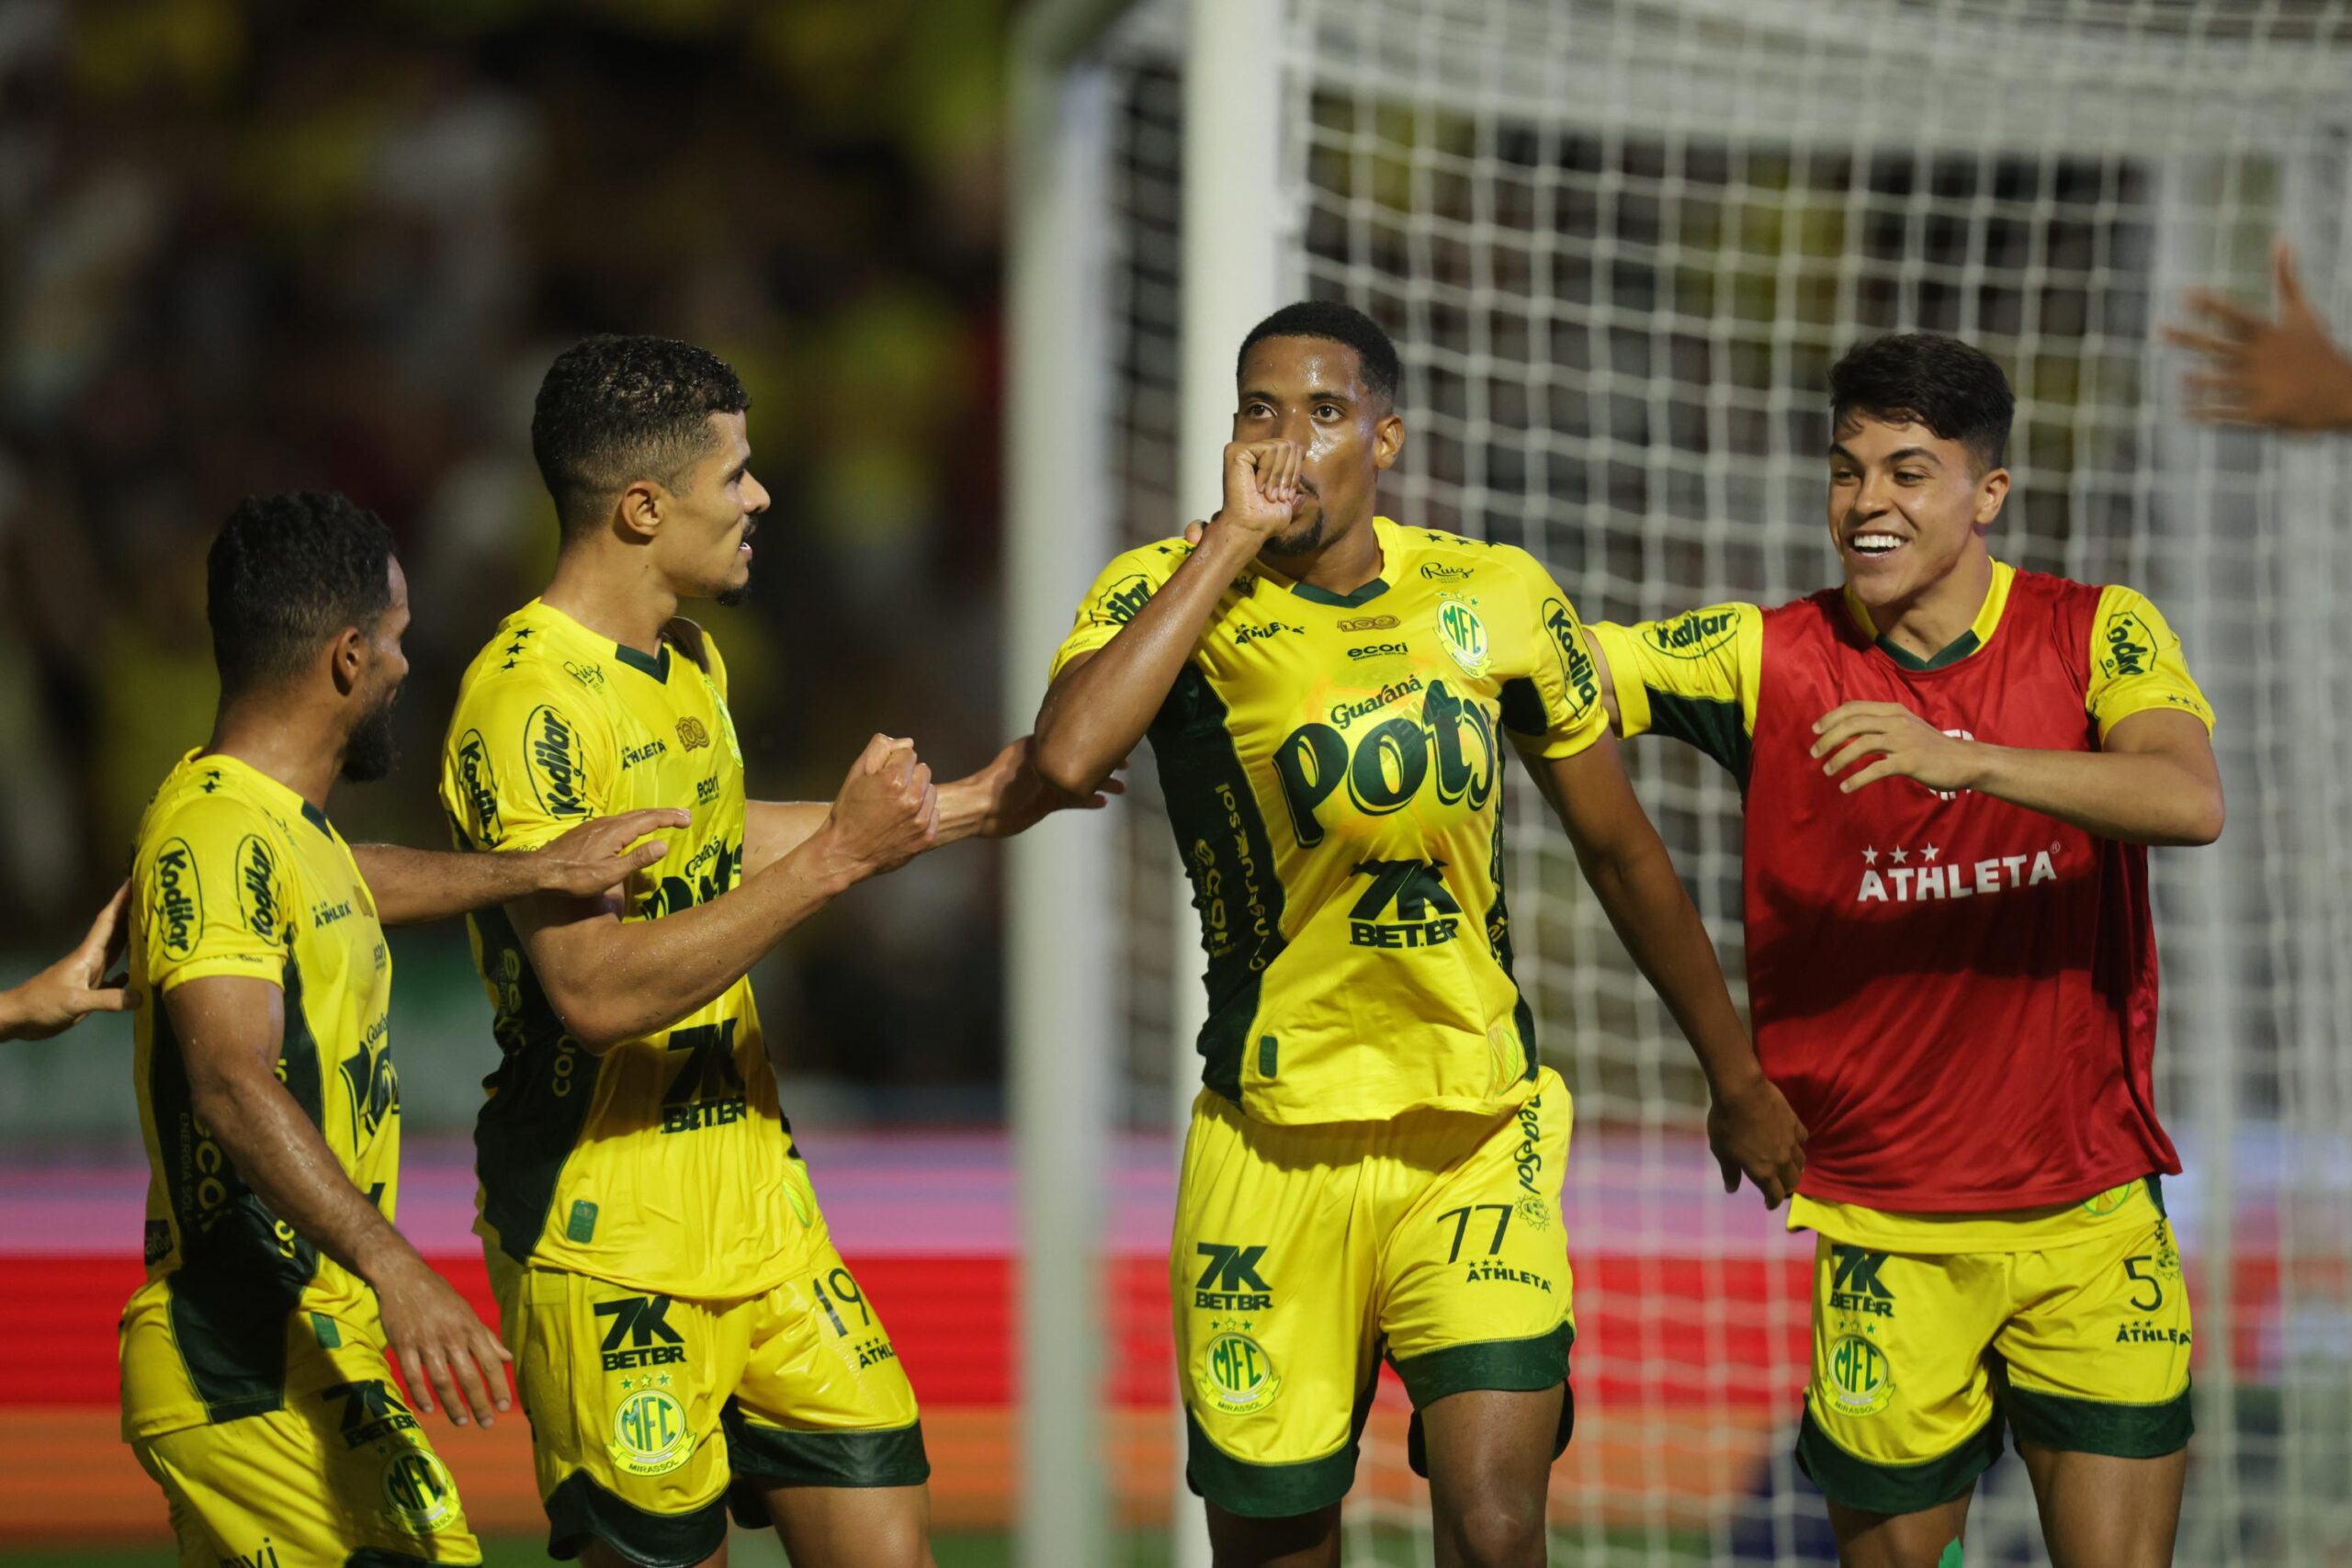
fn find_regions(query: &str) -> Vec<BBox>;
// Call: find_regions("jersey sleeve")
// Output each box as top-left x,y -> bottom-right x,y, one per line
1496,547 -> 1610,761
1588,602 -> 1763,778
134,795 -> 293,996
2086,585 -> 2215,739
1047,541 -> 1194,682
441,668 -> 618,855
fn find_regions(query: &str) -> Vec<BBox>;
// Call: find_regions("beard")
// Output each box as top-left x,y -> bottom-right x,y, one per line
1264,512 -> 1326,558
341,687 -> 401,783
716,583 -> 751,608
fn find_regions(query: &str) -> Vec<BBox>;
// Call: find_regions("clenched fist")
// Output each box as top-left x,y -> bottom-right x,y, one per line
821,734 -> 940,882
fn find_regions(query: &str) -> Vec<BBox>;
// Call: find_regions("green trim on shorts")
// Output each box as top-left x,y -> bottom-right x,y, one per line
345,1551 -> 481,1568
721,1405 -> 931,1490
1795,1404 -> 2003,1515
1389,1321 -> 1574,1407
543,1470 -> 726,1568
1183,1406 -> 1362,1517
2002,1380 -> 2193,1458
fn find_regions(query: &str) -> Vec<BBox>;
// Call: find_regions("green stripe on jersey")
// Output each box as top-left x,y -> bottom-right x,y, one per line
469,902 -> 599,1265
1151,666 -> 1289,1103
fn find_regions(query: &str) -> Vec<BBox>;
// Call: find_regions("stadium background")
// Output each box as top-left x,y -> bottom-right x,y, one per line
6,2 -> 2352,1566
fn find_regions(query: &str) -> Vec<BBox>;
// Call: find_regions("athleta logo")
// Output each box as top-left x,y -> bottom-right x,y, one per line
1856,840 -> 2061,903
1234,622 -> 1302,646
526,705 -> 587,818
1275,680 -> 1496,848
595,1293 -> 688,1371
1348,859 -> 1463,950
1194,1242 -> 1272,1311
1829,1246 -> 1894,1317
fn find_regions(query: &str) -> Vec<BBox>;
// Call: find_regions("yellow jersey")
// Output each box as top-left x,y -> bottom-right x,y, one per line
1052,518 -> 1607,1124
439,599 -> 804,1302
121,750 -> 399,1438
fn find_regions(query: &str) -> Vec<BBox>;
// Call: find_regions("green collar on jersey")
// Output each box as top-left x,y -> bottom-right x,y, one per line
1845,558 -> 2015,673
612,640 -> 672,682
1289,576 -> 1391,608
300,801 -> 334,837
1874,628 -> 1981,672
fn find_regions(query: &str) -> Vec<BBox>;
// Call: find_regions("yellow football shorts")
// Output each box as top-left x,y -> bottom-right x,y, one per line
1798,1179 -> 2194,1516
1174,1067 -> 1577,1517
490,1230 -> 926,1566
130,1339 -> 481,1567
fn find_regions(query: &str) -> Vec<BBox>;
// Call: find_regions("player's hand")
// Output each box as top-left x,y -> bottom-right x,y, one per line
821,734 -> 940,881
4,885 -> 134,1041
1204,440 -> 1305,547
372,1255 -> 512,1428
1707,1073 -> 1806,1209
529,809 -> 691,897
960,737 -> 1125,839
1812,702 -> 1980,795
2164,238 -> 2352,431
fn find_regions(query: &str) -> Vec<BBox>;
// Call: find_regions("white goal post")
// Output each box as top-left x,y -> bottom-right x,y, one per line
1008,4 -> 2352,1564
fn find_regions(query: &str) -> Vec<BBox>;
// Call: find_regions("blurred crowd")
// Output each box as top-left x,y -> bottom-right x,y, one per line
0,0 -> 1019,1103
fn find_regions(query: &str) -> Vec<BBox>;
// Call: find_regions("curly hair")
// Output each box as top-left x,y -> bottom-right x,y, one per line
208,492 -> 396,698
1829,333 -> 2015,474
531,335 -> 751,537
1238,299 -> 1402,407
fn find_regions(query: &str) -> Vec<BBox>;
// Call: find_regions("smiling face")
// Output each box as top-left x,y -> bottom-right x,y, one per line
647,411 -> 771,606
1827,412 -> 2009,615
1233,335 -> 1404,558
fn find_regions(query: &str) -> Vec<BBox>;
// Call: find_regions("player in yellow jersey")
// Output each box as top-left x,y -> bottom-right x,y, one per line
439,336 -> 1094,1568
1032,302 -> 1805,1568
123,492 -> 689,1568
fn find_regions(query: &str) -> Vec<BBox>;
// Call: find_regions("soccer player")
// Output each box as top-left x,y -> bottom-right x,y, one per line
123,492 -> 686,1567
0,886 -> 131,1040
1583,333 -> 2223,1568
1032,301 -> 1804,1568
438,335 -> 1090,1568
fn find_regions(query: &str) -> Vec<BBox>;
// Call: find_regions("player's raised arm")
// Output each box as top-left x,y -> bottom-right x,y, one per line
506,732 -> 938,1052
1032,440 -> 1305,796
0,886 -> 133,1042
2165,238 -> 2352,432
740,737 -> 1116,878
352,808 -> 689,926
164,972 -> 511,1427
1522,735 -> 1806,1206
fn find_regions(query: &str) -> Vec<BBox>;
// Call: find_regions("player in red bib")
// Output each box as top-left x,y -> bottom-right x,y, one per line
1586,333 -> 2222,1568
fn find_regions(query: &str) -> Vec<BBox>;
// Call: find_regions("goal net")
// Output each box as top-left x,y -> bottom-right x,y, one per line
1009,2 -> 2352,1562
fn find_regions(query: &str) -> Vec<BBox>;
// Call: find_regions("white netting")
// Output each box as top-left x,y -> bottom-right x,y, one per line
1067,1 -> 2352,1562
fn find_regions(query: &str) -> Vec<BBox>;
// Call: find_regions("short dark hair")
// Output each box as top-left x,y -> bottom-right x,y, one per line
1237,300 -> 1401,407
531,335 -> 751,537
1828,333 -> 2014,473
208,492 -> 396,698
